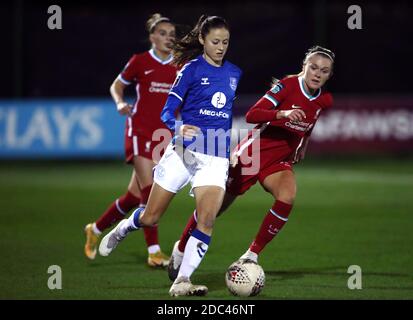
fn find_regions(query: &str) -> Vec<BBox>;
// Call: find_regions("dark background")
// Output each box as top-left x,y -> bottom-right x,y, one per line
2,0 -> 412,98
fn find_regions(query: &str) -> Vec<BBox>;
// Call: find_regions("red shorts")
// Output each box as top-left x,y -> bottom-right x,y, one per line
124,134 -> 169,164
226,140 -> 294,196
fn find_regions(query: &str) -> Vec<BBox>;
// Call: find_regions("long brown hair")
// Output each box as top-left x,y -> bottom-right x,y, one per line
172,15 -> 229,68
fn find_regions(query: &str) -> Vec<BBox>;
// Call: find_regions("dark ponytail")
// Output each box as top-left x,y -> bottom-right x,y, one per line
172,15 -> 229,68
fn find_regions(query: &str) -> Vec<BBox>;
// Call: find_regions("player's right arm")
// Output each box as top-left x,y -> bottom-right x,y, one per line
110,54 -> 140,116
110,79 -> 133,115
246,80 -> 305,123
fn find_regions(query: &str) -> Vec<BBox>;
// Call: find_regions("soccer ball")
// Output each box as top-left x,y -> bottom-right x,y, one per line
225,261 -> 265,296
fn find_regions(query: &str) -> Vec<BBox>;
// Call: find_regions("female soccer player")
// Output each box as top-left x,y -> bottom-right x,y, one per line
98,15 -> 242,297
168,45 -> 335,280
84,13 -> 177,267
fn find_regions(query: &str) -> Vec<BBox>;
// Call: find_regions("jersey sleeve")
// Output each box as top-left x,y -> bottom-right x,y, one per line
263,79 -> 290,107
168,62 -> 196,102
118,55 -> 140,85
245,78 -> 290,123
160,94 -> 182,131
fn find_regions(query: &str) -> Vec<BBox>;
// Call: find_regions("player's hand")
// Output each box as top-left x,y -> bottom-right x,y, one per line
292,136 -> 309,164
278,109 -> 306,122
179,124 -> 200,139
116,102 -> 133,116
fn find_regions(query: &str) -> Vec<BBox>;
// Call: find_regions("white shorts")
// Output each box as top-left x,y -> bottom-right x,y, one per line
153,143 -> 229,195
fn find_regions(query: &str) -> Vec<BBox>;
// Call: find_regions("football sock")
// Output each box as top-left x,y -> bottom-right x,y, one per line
178,210 -> 198,252
95,191 -> 140,232
140,185 -> 160,250
177,229 -> 210,279
147,244 -> 161,254
249,200 -> 293,254
91,222 -> 102,235
119,207 -> 143,237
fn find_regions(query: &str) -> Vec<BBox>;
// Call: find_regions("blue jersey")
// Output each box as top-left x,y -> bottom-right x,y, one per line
161,55 -> 242,158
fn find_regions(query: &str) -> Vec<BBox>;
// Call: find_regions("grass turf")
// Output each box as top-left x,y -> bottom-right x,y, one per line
0,158 -> 412,300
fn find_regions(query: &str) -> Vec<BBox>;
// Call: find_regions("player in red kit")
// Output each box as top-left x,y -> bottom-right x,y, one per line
84,13 -> 177,267
168,45 -> 335,279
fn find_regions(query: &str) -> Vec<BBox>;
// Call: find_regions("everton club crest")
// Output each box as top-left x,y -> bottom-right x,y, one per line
229,77 -> 238,91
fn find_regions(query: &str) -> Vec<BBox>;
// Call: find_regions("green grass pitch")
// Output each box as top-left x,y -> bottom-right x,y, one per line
0,158 -> 412,299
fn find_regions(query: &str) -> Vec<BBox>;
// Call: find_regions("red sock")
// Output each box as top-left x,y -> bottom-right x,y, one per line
140,185 -> 159,247
249,200 -> 293,254
178,210 -> 198,252
95,191 -> 140,232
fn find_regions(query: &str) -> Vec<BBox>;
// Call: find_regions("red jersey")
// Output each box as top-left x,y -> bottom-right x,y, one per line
118,49 -> 178,139
245,75 -> 333,160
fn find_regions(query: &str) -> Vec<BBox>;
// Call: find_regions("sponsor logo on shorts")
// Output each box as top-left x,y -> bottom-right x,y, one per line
156,165 -> 165,179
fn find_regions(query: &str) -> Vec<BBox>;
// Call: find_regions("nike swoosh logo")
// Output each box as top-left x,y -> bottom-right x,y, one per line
291,105 -> 301,109
144,69 -> 154,75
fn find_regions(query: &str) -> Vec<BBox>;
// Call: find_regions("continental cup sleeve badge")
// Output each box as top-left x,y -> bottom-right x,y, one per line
230,77 -> 238,91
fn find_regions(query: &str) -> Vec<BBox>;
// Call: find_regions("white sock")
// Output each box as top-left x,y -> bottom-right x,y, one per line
92,223 -> 102,235
177,229 -> 210,279
240,249 -> 258,263
148,244 -> 161,254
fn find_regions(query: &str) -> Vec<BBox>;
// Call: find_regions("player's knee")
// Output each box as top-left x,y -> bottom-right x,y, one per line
197,213 -> 216,230
275,188 -> 296,204
277,192 -> 296,205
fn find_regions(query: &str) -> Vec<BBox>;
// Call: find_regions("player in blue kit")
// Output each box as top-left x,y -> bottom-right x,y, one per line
98,15 -> 242,297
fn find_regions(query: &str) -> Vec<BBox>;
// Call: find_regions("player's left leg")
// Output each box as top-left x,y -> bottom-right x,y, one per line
169,185 -> 225,297
133,155 -> 169,268
168,192 -> 238,281
239,169 -> 296,263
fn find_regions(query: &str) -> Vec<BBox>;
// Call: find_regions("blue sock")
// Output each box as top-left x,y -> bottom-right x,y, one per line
132,207 -> 144,229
